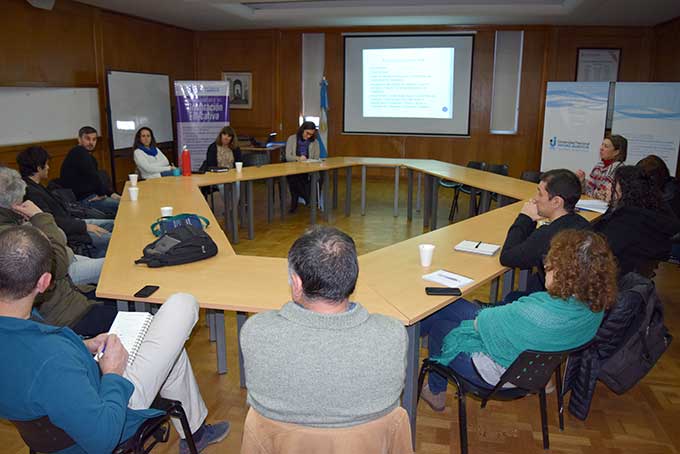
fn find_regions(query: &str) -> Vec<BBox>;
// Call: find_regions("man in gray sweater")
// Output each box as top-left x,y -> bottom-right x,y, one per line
240,226 -> 408,427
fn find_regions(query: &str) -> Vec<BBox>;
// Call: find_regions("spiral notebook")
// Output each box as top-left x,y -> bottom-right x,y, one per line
106,312 -> 154,366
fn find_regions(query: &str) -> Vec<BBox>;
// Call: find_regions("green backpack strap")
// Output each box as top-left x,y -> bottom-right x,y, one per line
150,213 -> 210,237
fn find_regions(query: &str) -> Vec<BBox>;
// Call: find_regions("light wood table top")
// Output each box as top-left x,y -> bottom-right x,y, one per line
99,157 -> 596,325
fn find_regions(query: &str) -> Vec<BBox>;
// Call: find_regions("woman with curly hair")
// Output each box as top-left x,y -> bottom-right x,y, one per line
420,229 -> 618,412
594,165 -> 680,276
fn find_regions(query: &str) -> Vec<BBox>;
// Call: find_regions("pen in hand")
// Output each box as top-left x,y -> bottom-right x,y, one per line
95,341 -> 108,361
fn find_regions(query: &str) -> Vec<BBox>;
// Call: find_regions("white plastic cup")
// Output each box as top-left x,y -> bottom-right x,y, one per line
128,174 -> 138,187
419,244 -> 435,267
128,187 -> 139,201
160,206 -> 173,217
235,162 -> 243,172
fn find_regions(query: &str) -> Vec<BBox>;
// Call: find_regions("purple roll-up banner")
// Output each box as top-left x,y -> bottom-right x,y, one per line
174,81 -> 229,170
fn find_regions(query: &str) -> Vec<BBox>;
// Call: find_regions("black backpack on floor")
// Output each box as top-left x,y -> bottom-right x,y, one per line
135,225 -> 218,268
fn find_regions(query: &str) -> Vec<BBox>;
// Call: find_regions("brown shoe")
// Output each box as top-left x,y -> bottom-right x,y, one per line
421,384 -> 446,412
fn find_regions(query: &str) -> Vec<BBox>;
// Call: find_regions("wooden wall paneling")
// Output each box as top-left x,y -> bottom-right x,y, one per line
0,0 -> 99,87
550,26 -> 654,82
195,30 -> 278,139
0,138 -> 77,180
652,17 -> 680,82
100,11 -> 195,190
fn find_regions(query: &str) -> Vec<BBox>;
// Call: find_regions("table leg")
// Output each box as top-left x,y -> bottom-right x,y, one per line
279,176 -> 287,221
430,176 -> 440,230
332,169 -> 338,209
479,190 -> 491,214
489,277 -> 500,304
310,172 -> 318,225
215,310 -> 227,375
518,269 -> 530,291
423,174 -> 432,230
237,312 -> 247,388
323,170 -> 331,222
403,322 -> 421,450
208,309 -> 216,343
222,183 -> 233,238
501,269 -> 515,300
407,169 -> 414,221
266,178 -> 274,223
344,167 -> 352,216
469,188 -> 479,218
393,167 -> 400,217
416,172 -> 422,213
360,165 -> 367,216
231,183 -> 239,244
247,180 -> 254,240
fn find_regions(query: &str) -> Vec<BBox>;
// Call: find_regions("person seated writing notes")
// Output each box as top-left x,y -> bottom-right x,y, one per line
575,134 -> 627,201
0,225 -> 230,454
285,121 -> 320,212
420,229 -> 618,412
132,127 -> 175,179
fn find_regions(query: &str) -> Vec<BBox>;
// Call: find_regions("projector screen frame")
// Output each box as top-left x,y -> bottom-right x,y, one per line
342,32 -> 475,137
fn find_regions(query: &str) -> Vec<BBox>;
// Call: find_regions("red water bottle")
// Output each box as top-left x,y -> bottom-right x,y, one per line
181,145 -> 192,176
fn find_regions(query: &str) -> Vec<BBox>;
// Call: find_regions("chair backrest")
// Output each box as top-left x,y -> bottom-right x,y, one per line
11,416 -> 75,453
240,407 -> 413,454
241,152 -> 270,167
484,343 -> 590,402
486,163 -> 509,176
467,161 -> 487,171
521,170 -> 542,183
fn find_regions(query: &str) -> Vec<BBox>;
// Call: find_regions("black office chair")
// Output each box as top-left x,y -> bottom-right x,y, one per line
480,163 -> 510,211
521,170 -> 542,183
11,397 -> 198,454
440,161 -> 487,221
417,345 -> 588,454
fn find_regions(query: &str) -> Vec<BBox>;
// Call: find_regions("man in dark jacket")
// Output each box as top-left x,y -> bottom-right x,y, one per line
17,146 -> 113,258
0,166 -> 115,336
500,169 -> 590,294
60,126 -> 120,216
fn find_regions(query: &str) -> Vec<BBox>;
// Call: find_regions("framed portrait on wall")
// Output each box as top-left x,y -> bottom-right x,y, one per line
576,48 -> 621,82
222,72 -> 252,109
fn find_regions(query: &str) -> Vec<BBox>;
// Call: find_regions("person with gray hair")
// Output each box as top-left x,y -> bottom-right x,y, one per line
0,166 -> 114,335
240,226 -> 408,427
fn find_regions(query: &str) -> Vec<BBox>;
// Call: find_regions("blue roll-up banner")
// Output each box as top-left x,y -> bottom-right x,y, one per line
612,83 -> 680,176
174,81 -> 229,170
540,82 -> 609,173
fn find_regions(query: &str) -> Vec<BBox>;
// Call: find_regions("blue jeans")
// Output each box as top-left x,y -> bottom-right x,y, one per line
69,254 -> 104,285
85,219 -> 113,258
424,299 -> 491,393
83,194 -> 119,216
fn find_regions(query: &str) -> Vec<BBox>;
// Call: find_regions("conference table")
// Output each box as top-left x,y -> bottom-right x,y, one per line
96,157 -> 598,445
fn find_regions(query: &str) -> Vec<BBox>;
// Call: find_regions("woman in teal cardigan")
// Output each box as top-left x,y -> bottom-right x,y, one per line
421,229 -> 619,411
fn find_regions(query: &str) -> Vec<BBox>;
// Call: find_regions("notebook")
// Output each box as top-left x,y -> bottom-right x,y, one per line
575,199 -> 609,214
422,269 -> 474,288
104,312 -> 154,366
454,240 -> 501,256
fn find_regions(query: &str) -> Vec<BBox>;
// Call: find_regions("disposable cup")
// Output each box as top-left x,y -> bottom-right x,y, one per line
235,162 -> 243,172
160,206 -> 173,217
128,187 -> 139,201
128,174 -> 138,186
419,244 -> 435,267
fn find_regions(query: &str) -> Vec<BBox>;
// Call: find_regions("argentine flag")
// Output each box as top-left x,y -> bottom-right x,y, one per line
319,77 -> 329,158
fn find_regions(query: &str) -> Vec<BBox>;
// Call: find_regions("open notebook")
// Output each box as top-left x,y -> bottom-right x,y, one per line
102,312 -> 154,366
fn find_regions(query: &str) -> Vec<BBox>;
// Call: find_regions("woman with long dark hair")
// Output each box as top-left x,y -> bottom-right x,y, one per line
594,165 -> 680,276
285,121 -> 320,212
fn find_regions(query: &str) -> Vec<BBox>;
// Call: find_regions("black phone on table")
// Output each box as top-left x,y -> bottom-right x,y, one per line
134,285 -> 160,298
425,287 -> 462,296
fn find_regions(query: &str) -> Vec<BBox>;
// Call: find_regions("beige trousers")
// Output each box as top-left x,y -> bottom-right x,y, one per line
123,293 -> 208,438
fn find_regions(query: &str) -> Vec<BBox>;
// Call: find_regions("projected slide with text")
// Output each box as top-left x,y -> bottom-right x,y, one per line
362,48 -> 454,119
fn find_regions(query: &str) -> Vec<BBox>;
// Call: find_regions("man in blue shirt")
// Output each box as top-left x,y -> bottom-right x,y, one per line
0,225 -> 229,454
